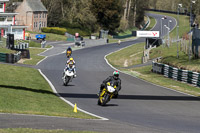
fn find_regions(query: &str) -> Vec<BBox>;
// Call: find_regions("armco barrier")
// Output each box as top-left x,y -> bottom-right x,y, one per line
152,61 -> 200,87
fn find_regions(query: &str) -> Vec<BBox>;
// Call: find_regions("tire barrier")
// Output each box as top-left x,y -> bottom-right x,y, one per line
0,53 -> 7,63
0,52 -> 21,63
152,61 -> 200,87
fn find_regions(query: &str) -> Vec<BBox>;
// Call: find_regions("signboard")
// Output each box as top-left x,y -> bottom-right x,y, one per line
136,31 -> 160,38
75,33 -> 79,37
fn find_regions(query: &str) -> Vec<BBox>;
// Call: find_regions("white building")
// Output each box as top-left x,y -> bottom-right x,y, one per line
0,0 -> 27,40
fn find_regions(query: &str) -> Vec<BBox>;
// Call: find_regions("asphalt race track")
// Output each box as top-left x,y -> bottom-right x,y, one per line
2,13 -> 200,133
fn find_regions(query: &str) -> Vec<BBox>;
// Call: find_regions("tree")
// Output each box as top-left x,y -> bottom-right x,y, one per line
92,0 -> 123,33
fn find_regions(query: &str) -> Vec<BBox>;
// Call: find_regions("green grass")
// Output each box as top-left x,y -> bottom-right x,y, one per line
27,31 -> 67,41
0,48 -> 16,54
0,64 -> 96,119
28,41 -> 41,48
22,48 -> 46,65
146,16 -> 156,30
0,128 -> 102,133
107,43 -> 145,68
106,12 -> 200,96
117,27 -> 137,36
126,66 -> 200,96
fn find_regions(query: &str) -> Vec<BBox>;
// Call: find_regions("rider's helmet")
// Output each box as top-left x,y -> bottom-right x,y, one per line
70,57 -> 74,61
67,46 -> 71,51
113,70 -> 119,80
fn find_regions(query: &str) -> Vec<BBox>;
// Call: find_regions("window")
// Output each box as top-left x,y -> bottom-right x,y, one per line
0,17 -> 5,21
7,17 -> 12,22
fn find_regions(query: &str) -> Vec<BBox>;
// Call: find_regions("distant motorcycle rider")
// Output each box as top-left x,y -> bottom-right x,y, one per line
98,70 -> 121,97
66,46 -> 72,58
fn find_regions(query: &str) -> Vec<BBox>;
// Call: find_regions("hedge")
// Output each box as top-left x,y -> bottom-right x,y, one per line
41,27 -> 67,35
42,27 -> 91,36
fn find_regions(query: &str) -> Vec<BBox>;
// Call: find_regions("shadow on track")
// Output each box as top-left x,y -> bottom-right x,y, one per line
0,85 -> 56,95
59,93 -> 200,101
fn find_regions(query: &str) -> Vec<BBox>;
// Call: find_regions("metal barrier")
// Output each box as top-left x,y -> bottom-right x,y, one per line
152,61 -> 200,87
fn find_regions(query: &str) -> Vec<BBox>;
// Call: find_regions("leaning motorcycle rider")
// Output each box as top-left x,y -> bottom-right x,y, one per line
64,57 -> 76,78
98,70 -> 121,97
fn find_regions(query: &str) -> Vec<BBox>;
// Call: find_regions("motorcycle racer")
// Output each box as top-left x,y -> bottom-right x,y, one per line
65,57 -> 76,78
98,70 -> 121,97
66,46 -> 72,58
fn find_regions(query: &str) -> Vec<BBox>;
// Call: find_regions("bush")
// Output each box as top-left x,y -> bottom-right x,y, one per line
42,27 -> 91,37
42,27 -> 67,35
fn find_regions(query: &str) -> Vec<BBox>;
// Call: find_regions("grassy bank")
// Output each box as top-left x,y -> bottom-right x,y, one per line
0,64 -> 96,119
107,43 -> 144,68
127,66 -> 200,96
106,12 -> 200,96
21,48 -> 46,65
27,31 -> 67,41
0,128 -> 101,133
146,16 -> 156,30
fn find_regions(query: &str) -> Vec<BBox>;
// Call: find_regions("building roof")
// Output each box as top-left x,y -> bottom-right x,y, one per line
26,0 -> 47,12
0,0 -> 9,2
0,13 -> 18,16
0,25 -> 28,29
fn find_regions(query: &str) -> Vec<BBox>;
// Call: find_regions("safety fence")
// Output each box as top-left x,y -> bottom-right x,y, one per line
152,61 -> 200,87
0,52 -> 21,63
13,43 -> 29,50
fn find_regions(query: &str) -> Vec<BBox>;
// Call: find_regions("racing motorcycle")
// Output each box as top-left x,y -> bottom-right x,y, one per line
98,82 -> 117,106
62,64 -> 75,86
66,50 -> 72,58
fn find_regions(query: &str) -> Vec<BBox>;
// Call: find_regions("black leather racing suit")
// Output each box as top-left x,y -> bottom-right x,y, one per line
100,76 -> 121,93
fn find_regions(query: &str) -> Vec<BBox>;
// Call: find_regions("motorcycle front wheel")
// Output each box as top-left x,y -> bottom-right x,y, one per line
102,94 -> 110,106
63,76 -> 70,86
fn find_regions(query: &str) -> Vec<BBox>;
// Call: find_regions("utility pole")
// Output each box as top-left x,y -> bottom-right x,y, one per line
189,0 -> 196,61
177,4 -> 182,58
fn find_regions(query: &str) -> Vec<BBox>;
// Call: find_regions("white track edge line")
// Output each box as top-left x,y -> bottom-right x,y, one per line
38,69 -> 109,121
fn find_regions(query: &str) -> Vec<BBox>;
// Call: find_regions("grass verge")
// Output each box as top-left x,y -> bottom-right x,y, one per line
27,31 -> 67,41
106,12 -> 200,96
21,48 -> 46,65
126,66 -> 200,96
0,64 -> 96,119
146,16 -> 156,30
107,43 -> 144,68
0,128 -> 102,133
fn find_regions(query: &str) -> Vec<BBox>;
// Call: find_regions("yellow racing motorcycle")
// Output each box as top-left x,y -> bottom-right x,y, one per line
66,50 -> 72,58
98,82 -> 117,106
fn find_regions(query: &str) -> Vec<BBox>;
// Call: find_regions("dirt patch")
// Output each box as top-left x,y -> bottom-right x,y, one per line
124,59 -> 128,67
18,58 -> 32,64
